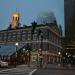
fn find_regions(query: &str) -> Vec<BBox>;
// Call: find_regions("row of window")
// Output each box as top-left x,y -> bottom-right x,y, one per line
47,29 -> 61,45
29,42 -> 61,53
0,28 -> 61,45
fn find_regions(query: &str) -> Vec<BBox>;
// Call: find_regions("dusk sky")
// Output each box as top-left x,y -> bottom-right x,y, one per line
0,0 -> 64,30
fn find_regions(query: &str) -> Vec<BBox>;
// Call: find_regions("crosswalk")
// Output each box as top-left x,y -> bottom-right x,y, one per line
0,67 -> 37,75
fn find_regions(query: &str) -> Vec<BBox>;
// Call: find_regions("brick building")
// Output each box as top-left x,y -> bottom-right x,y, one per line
0,12 -> 62,64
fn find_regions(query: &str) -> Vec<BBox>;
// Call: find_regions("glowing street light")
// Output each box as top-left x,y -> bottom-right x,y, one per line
15,42 -> 19,67
15,42 -> 19,46
66,53 -> 68,55
58,51 -> 61,63
58,52 -> 61,55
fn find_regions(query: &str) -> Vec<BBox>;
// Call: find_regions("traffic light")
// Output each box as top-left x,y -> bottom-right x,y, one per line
31,29 -> 34,34
37,29 -> 41,36
31,21 -> 37,34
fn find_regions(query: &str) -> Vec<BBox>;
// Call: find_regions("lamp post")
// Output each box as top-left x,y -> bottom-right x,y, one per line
58,51 -> 61,63
15,42 -> 19,67
58,52 -> 61,55
39,33 -> 43,68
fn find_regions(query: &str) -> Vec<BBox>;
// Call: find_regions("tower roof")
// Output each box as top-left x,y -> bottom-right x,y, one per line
12,12 -> 20,17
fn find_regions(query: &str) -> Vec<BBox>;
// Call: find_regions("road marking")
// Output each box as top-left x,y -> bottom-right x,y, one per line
0,68 -> 15,72
0,68 -> 37,75
29,69 -> 37,75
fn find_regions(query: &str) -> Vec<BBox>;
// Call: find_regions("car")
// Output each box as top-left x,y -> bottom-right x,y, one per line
0,60 -> 8,68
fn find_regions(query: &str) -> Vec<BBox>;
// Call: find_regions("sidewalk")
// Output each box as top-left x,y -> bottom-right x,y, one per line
16,63 -> 75,70
46,64 -> 75,70
17,64 -> 38,69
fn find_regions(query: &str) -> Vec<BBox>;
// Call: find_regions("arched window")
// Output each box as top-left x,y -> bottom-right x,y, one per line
13,16 -> 14,20
16,17 -> 18,21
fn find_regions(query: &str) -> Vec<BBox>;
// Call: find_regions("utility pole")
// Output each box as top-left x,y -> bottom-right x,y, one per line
27,21 -> 37,66
15,42 -> 19,67
37,29 -> 43,68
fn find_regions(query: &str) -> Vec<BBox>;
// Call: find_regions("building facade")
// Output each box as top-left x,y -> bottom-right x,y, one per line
62,45 -> 75,65
0,12 -> 62,65
64,0 -> 75,65
0,23 -> 62,64
64,0 -> 75,37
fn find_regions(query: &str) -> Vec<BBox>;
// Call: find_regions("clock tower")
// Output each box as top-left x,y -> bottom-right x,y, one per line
11,12 -> 20,28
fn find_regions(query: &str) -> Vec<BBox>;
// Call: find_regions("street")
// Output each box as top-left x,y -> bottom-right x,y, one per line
0,64 -> 75,75
32,69 -> 75,75
0,66 -> 37,75
32,64 -> 75,75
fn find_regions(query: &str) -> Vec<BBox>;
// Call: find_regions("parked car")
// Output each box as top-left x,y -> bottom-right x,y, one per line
0,60 -> 8,67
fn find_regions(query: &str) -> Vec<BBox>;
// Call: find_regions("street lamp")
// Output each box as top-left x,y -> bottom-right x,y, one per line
23,48 -> 25,51
58,52 -> 61,55
66,52 -> 68,55
15,42 -> 19,46
15,42 -> 19,67
58,51 -> 61,64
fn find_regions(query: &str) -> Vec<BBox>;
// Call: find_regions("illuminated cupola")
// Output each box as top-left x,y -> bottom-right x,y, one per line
11,12 -> 20,28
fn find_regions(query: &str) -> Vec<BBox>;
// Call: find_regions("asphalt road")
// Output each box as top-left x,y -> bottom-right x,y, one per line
0,64 -> 75,75
32,64 -> 75,75
0,67 -> 36,75
32,69 -> 75,75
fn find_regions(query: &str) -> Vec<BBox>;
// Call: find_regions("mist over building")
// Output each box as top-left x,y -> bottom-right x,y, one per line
36,12 -> 57,25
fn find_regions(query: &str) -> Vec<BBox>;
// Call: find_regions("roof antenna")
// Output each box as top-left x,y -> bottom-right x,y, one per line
16,8 -> 18,12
